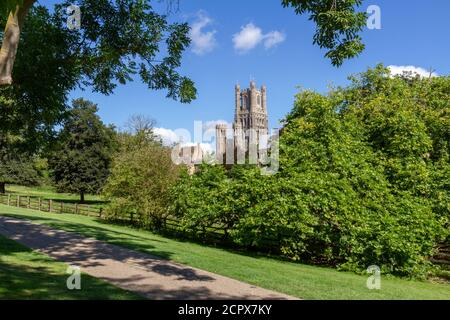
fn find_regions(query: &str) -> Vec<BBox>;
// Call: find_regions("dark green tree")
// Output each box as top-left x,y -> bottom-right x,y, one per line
1,1 -> 196,154
49,98 -> 116,202
0,135 -> 40,193
1,1 -> 196,102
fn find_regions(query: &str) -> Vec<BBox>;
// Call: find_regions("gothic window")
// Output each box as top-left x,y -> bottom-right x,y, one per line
240,96 -> 244,110
257,94 -> 261,106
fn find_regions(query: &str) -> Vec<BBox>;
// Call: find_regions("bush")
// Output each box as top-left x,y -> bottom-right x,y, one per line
170,65 -> 449,277
103,130 -> 180,229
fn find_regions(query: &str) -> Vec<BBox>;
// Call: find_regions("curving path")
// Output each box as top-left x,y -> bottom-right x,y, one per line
0,216 -> 295,300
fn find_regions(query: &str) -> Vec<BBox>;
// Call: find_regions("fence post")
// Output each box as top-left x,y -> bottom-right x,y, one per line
27,196 -> 30,209
38,198 -> 41,211
7,194 -> 10,206
60,202 -> 64,214
49,199 -> 52,213
99,208 -> 103,219
17,195 -> 20,207
75,203 -> 78,215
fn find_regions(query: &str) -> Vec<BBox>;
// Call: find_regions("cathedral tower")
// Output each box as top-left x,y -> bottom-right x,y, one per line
216,81 -> 269,164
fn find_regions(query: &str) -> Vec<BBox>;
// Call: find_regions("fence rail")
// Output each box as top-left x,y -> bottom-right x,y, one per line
0,193 -> 102,217
0,192 -> 282,250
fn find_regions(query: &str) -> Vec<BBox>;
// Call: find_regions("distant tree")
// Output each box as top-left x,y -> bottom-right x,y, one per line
48,99 -> 116,202
0,135 -> 40,193
124,114 -> 157,137
103,118 -> 179,229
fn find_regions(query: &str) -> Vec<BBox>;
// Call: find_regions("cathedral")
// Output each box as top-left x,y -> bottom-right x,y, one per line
215,81 -> 269,165
173,81 -> 271,172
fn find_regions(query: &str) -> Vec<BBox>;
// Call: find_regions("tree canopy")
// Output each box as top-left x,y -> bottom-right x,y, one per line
282,0 -> 367,66
103,118 -> 180,229
0,1 -> 368,91
48,98 -> 116,202
0,0 -> 370,152
170,65 -> 450,277
1,0 -> 196,101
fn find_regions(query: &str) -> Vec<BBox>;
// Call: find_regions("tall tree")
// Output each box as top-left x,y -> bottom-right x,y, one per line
1,1 -> 196,99
103,116 -> 180,229
0,5 -> 80,152
0,0 -> 34,85
48,99 -> 116,202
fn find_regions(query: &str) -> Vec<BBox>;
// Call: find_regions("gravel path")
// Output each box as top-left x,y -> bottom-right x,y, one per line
0,216 -> 295,300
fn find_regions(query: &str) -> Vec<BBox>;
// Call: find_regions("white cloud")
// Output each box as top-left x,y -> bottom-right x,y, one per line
189,11 -> 217,55
153,127 -> 182,146
154,125 -> 220,155
233,23 -> 285,53
263,31 -> 286,49
232,23 -> 264,53
388,65 -> 438,78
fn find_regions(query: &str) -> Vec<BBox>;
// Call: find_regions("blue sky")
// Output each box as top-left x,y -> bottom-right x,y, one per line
42,0 -> 450,148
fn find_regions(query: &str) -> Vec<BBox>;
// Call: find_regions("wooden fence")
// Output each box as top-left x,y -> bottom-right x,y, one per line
0,193 -> 102,217
0,192 -> 282,251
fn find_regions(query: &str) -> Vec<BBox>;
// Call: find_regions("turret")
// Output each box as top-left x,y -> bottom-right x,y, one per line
250,80 -> 257,112
261,85 -> 267,112
215,123 -> 228,163
235,84 -> 241,122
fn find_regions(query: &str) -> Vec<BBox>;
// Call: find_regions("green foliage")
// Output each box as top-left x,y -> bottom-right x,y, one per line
171,165 -> 261,238
0,6 -> 79,150
0,0 -> 23,18
1,1 -> 196,156
282,0 -> 367,66
103,127 -> 180,229
0,155 -> 41,192
0,0 -> 372,156
170,65 -> 450,277
0,134 -> 41,192
48,99 -> 115,201
55,0 -> 196,102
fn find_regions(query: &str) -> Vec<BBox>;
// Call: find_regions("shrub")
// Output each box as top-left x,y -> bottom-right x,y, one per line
170,65 -> 449,277
103,130 -> 179,229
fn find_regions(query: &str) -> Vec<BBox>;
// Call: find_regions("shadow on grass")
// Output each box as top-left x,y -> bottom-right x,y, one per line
0,217 -> 287,300
90,215 -> 296,265
0,235 -> 141,300
2,213 -> 174,261
3,211 -> 300,270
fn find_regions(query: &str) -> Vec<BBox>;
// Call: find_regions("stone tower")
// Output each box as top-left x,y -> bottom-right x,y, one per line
216,81 -> 269,164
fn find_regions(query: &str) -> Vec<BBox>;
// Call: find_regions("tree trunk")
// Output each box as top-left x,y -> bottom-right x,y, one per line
0,0 -> 35,86
80,192 -> 85,203
0,182 -> 5,194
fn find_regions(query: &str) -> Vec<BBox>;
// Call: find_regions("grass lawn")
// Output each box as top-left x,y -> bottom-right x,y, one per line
0,204 -> 448,300
0,233 -> 142,300
5,185 -> 107,209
